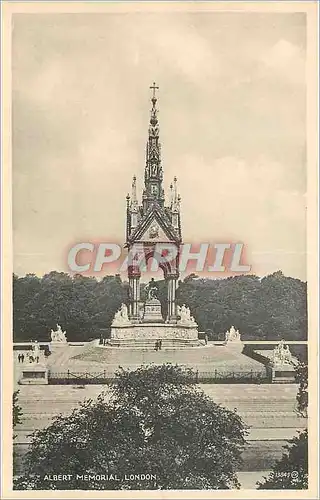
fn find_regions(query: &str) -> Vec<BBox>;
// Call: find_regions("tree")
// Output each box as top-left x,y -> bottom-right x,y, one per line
257,272 -> 307,341
257,430 -> 308,489
13,273 -> 127,342
294,362 -> 308,417
13,390 -> 23,437
14,364 -> 247,490
176,271 -> 307,340
13,390 -> 23,476
13,274 -> 41,339
257,364 -> 308,490
91,275 -> 127,337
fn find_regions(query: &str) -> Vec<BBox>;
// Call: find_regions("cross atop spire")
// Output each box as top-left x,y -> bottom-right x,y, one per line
150,82 -> 159,99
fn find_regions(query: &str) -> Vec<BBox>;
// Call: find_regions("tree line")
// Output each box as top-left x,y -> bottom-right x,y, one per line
13,270 -> 307,342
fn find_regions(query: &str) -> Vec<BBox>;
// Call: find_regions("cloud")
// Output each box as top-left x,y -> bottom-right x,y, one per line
259,39 -> 305,85
12,13 -> 307,280
176,155 -> 306,265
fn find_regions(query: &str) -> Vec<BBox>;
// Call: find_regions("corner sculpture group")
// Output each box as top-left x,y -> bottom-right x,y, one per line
272,339 -> 294,365
50,324 -> 67,343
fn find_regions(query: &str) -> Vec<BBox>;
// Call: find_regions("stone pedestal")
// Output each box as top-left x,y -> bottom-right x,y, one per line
270,363 -> 296,384
224,340 -> 244,353
111,323 -> 198,340
143,298 -> 164,323
19,364 -> 48,385
110,297 -> 200,349
50,342 -> 68,352
110,322 -> 200,348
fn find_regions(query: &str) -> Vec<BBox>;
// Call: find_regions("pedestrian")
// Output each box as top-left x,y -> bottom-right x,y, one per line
158,339 -> 162,350
36,355 -> 39,363
204,333 -> 208,345
154,340 -> 159,351
21,353 -> 25,363
17,354 -> 21,363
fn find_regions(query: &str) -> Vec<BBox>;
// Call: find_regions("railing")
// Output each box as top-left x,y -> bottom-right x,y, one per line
195,369 -> 270,384
48,369 -> 270,385
48,370 -> 115,385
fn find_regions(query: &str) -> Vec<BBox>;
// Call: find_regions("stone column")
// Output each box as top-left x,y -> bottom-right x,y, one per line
166,276 -> 178,323
128,267 -> 141,322
128,276 -> 134,317
132,276 -> 141,319
167,279 -> 172,318
171,278 -> 177,317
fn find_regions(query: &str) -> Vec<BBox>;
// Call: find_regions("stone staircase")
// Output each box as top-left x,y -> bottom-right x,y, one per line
47,344 -> 90,369
15,384 -> 303,428
107,338 -> 203,349
13,383 -> 306,477
210,398 -> 297,413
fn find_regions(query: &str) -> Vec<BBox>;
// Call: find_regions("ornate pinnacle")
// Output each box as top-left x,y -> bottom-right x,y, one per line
170,183 -> 174,207
172,177 -> 179,213
142,83 -> 164,211
131,175 -> 138,212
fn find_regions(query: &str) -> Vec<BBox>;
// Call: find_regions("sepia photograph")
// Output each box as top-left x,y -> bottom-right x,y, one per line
1,1 -> 318,498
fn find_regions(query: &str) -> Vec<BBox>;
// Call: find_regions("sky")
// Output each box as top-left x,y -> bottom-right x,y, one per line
12,11 -> 307,280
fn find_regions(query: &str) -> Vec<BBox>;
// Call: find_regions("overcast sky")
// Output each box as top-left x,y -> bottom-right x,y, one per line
12,11 -> 307,280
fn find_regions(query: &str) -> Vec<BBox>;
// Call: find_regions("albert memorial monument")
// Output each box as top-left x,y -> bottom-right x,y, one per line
110,84 -> 200,347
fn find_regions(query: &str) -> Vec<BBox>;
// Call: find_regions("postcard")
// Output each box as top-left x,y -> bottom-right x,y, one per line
1,1 -> 318,499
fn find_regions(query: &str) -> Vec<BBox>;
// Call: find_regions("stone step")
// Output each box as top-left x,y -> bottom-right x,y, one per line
18,415 -> 304,432
18,404 -> 297,418
17,395 -> 297,414
107,338 -> 203,349
214,399 -> 296,408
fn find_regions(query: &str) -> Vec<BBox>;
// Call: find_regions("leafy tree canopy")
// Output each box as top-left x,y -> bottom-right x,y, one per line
294,362 -> 308,417
257,430 -> 308,489
13,390 -> 23,433
177,271 -> 307,340
15,364 -> 247,490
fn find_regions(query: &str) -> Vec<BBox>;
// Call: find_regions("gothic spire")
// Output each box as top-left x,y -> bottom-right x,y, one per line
142,82 -> 164,212
125,85 -> 182,245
